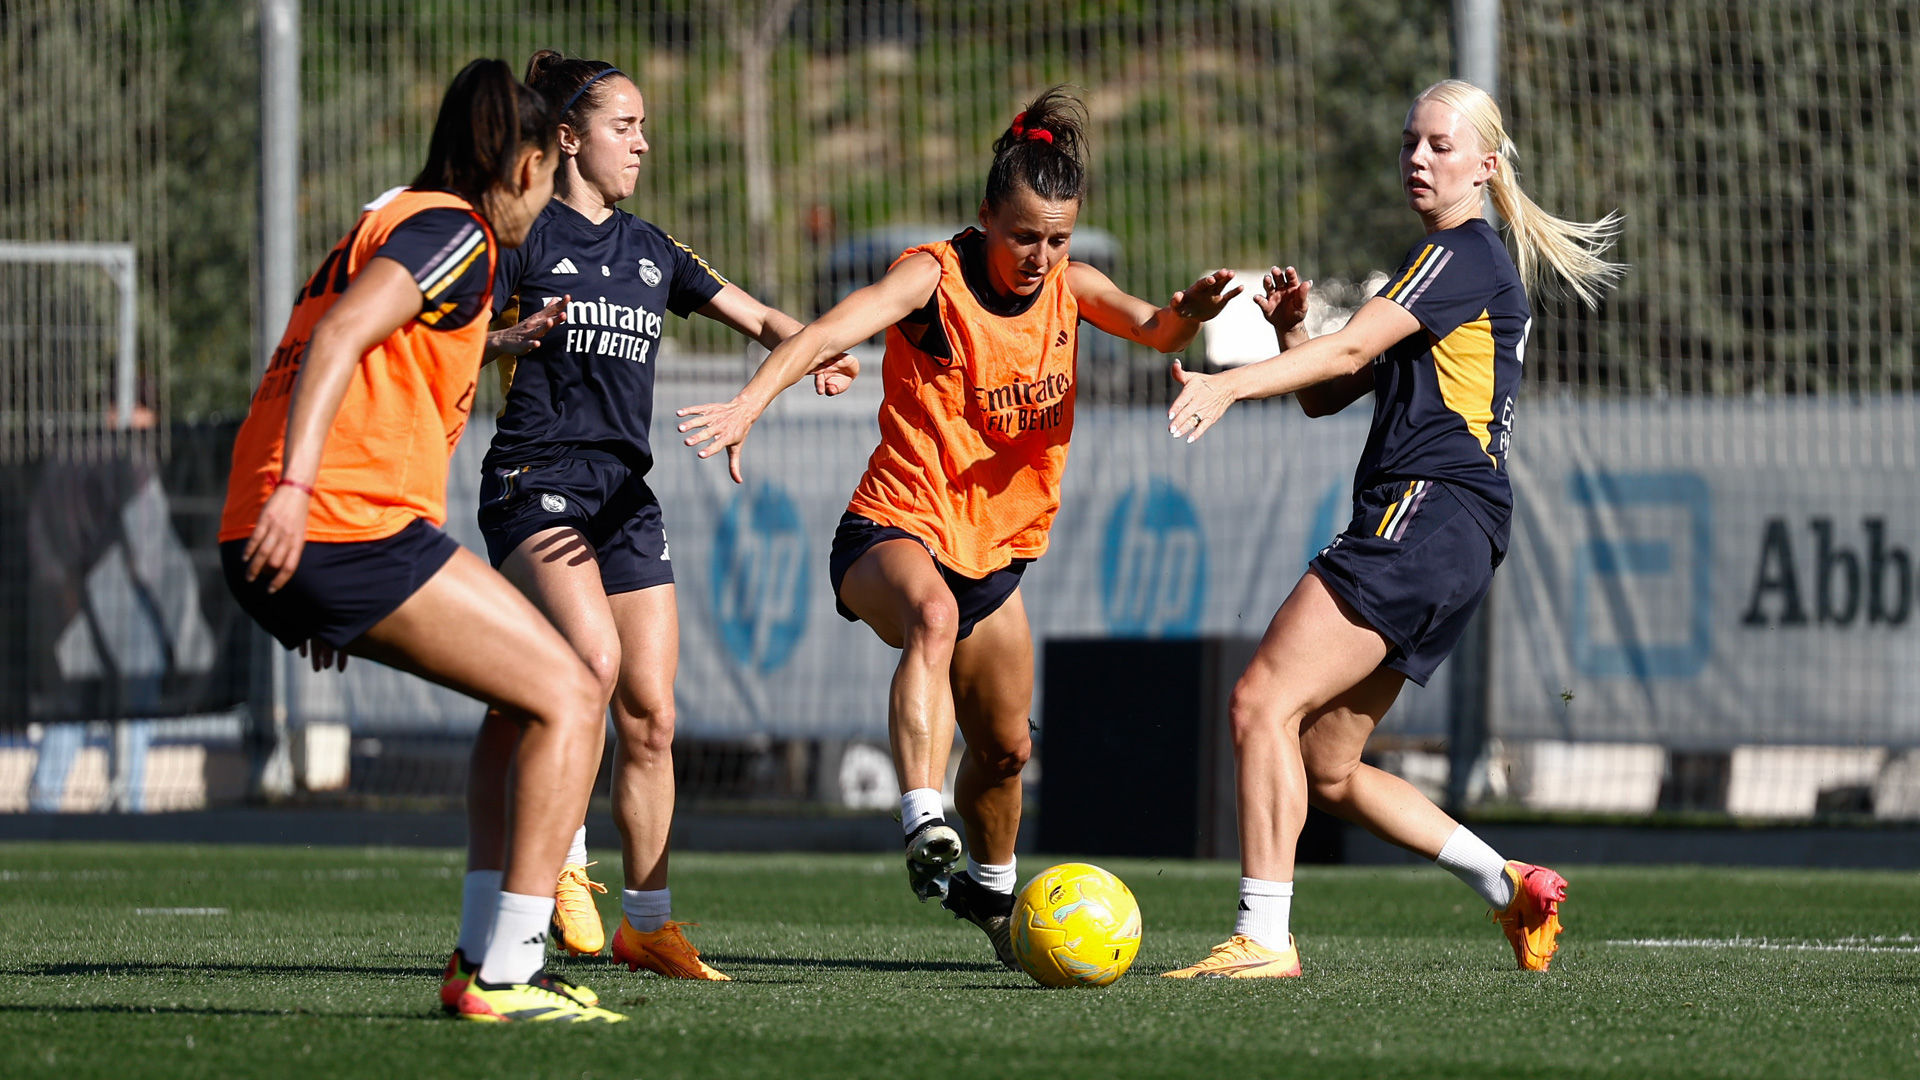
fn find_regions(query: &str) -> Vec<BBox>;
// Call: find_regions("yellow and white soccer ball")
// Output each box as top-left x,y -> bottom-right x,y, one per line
1010,862 -> 1142,987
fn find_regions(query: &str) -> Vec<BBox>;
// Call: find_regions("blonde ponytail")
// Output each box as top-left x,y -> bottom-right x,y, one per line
1417,80 -> 1624,308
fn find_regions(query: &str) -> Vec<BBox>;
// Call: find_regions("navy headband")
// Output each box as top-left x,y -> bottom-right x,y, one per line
560,67 -> 624,119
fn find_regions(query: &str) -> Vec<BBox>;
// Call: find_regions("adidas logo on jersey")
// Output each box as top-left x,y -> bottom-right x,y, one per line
1055,330 -> 1069,347
551,258 -> 579,276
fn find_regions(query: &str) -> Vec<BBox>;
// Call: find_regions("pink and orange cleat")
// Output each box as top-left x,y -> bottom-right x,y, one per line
1494,861 -> 1568,971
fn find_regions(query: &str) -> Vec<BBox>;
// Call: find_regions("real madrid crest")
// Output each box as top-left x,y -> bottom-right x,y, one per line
638,258 -> 662,287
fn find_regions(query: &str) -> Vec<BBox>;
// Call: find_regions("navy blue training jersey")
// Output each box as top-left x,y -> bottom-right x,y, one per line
486,201 -> 727,473
1356,218 -> 1531,551
373,205 -> 494,329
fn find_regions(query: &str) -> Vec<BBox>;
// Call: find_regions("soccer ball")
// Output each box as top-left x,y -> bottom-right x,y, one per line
1010,862 -> 1141,987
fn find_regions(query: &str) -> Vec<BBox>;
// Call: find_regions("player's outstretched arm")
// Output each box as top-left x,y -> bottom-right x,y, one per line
1254,265 -> 1371,418
244,257 -> 423,592
483,296 -> 567,365
677,252 -> 942,483
1167,295 -> 1419,443
697,284 -> 860,397
1069,264 -> 1242,354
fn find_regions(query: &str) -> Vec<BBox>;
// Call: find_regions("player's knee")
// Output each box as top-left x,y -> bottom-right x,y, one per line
1228,675 -> 1303,751
968,730 -> 1032,780
614,694 -> 676,758
903,595 -> 960,650
1227,678 -> 1273,750
578,647 -> 621,702
539,662 -> 607,736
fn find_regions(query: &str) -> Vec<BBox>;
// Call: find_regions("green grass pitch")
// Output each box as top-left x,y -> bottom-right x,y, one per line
1,843 -> 1916,1079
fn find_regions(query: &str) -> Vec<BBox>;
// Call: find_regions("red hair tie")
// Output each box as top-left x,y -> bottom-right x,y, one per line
1010,111 -> 1055,145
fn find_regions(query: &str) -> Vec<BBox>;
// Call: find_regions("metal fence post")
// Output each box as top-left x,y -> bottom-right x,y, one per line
1446,0 -> 1500,814
249,0 -> 300,800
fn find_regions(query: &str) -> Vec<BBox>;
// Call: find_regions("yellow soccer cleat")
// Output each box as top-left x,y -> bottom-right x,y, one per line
455,971 -> 626,1024
1160,934 -> 1302,979
552,862 -> 609,957
440,949 -> 600,1010
611,918 -> 732,981
1494,861 -> 1568,972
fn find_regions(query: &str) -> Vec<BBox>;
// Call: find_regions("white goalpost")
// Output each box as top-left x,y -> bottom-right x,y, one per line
0,241 -> 140,462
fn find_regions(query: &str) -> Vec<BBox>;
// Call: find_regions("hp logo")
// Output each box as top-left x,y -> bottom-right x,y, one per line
709,483 -> 809,672
1101,478 -> 1207,636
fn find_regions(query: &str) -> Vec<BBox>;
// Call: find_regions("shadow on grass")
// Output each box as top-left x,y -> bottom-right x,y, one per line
0,1002 -> 422,1019
3,961 -> 432,979
696,952 -> 1002,974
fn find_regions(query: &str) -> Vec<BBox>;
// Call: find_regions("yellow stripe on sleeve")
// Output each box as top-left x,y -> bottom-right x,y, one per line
1385,245 -> 1435,302
423,236 -> 487,301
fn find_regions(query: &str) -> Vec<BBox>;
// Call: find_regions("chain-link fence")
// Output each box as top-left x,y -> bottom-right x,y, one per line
2,1 -> 1916,826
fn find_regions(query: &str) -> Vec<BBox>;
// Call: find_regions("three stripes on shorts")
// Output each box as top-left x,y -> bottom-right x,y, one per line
1374,480 -> 1431,542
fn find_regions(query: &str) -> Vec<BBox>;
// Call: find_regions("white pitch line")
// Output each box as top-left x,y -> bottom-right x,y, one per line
1608,936 -> 1920,955
132,907 -> 229,916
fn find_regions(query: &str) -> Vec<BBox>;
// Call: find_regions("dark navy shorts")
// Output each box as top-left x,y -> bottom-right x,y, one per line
477,456 -> 673,595
221,517 -> 460,650
1310,479 -> 1498,686
828,513 -> 1028,641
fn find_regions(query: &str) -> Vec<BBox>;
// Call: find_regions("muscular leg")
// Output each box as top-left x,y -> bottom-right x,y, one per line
836,540 -> 962,797
1299,666 -> 1461,860
500,525 -> 623,711
350,546 -> 605,899
605,584 -> 678,892
1231,570 -> 1391,884
948,589 -> 1034,867
493,524 -> 623,849
465,712 -> 518,872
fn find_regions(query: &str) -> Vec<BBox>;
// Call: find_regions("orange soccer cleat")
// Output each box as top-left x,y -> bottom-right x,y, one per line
551,862 -> 609,956
1494,861 -> 1568,972
611,918 -> 732,981
1160,934 -> 1303,979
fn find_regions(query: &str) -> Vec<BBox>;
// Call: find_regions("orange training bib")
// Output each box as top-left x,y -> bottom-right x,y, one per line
846,232 -> 1079,577
220,189 -> 495,542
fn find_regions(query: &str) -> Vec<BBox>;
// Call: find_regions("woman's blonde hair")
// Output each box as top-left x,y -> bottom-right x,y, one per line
1416,79 -> 1624,308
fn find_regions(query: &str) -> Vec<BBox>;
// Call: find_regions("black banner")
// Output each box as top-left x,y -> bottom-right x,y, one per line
0,422 -> 253,726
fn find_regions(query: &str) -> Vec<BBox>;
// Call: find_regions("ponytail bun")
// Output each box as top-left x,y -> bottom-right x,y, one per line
983,85 -> 1089,210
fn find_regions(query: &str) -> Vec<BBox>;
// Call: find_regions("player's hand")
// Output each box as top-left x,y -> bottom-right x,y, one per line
1169,268 -> 1243,322
488,296 -> 568,357
676,396 -> 764,484
811,352 -> 860,396
299,638 -> 349,673
1167,359 -> 1237,444
243,484 -> 310,593
1255,265 -> 1311,335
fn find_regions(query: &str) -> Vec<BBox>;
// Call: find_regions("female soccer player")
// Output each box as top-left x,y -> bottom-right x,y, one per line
1160,79 -> 1623,979
220,60 -> 625,1022
459,50 -> 855,982
677,87 -> 1240,967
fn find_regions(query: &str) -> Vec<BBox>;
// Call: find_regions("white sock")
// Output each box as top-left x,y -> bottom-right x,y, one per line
1436,825 -> 1515,908
968,858 -> 1016,894
621,887 -> 672,933
1233,877 -> 1293,951
477,890 -> 555,985
565,825 -> 588,868
456,870 -> 502,959
900,788 -> 945,836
